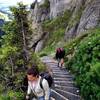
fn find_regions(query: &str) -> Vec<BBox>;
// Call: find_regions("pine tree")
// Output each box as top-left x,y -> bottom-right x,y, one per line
0,2 -> 32,91
10,2 -> 32,63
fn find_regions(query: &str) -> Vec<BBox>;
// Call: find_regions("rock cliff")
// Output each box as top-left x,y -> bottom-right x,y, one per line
65,0 -> 100,40
49,0 -> 71,18
29,0 -> 100,51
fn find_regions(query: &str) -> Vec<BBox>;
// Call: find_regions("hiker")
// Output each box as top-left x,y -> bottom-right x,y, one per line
55,47 -> 65,68
26,66 -> 51,100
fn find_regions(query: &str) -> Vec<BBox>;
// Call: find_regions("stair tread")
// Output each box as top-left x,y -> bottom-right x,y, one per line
55,86 -> 80,95
54,78 -> 73,81
56,89 -> 81,100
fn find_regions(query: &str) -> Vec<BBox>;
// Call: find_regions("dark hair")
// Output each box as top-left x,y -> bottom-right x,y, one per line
27,66 -> 39,77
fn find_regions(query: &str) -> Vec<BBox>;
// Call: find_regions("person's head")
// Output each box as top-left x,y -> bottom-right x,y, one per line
27,66 -> 39,82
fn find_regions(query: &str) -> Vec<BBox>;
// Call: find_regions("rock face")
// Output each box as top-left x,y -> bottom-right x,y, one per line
29,0 -> 100,50
28,0 -> 50,52
28,11 -> 49,52
64,0 -> 86,40
30,0 -> 50,23
29,0 -> 72,51
49,0 -> 72,18
30,0 -> 72,21
65,0 -> 100,40
76,0 -> 100,34
27,22 -> 43,48
35,32 -> 49,53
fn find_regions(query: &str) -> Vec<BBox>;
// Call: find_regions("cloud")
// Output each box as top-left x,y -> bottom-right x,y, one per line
0,0 -> 34,7
0,0 -> 41,13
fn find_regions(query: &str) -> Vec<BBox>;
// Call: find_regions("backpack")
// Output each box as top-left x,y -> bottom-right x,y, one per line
56,48 -> 64,53
56,48 -> 64,58
40,72 -> 53,89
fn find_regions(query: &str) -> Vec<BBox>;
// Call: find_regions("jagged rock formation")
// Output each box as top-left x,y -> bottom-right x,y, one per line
76,0 -> 100,34
65,0 -> 100,40
29,0 -> 100,51
28,15 -> 49,52
27,22 -> 43,48
28,0 -> 50,52
29,0 -> 71,51
35,32 -> 49,52
49,0 -> 71,18
30,0 -> 50,23
30,0 -> 72,21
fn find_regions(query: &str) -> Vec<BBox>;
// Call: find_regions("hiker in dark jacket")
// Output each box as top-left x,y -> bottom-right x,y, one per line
55,48 -> 65,68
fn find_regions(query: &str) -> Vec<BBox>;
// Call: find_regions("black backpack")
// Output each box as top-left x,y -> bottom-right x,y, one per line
40,72 -> 53,89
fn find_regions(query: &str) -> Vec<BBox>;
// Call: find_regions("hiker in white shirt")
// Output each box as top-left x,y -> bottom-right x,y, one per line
26,67 -> 50,100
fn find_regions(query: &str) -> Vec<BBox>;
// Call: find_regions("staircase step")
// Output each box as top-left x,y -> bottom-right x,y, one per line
53,71 -> 70,75
52,68 -> 61,70
52,70 -> 62,72
53,73 -> 70,76
53,72 -> 70,74
52,69 -> 61,71
55,85 -> 80,95
54,82 -> 74,87
54,74 -> 74,78
54,77 -> 73,81
47,63 -> 58,65
55,84 -> 74,88
54,80 -> 74,84
55,88 -> 81,100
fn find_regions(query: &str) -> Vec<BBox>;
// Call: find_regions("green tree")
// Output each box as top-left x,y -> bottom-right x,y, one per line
0,2 -> 32,94
10,2 -> 32,62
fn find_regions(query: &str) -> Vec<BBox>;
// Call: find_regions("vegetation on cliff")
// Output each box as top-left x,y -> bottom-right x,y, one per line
39,10 -> 72,56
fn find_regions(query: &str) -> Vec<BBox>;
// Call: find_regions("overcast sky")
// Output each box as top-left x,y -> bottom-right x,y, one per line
0,0 -> 41,12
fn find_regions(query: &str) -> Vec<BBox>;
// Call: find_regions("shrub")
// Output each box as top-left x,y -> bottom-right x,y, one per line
42,10 -> 72,32
39,52 -> 48,57
0,91 -> 24,100
30,53 -> 46,72
64,28 -> 100,100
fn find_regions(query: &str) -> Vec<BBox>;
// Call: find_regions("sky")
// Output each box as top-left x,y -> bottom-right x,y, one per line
0,0 -> 41,13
